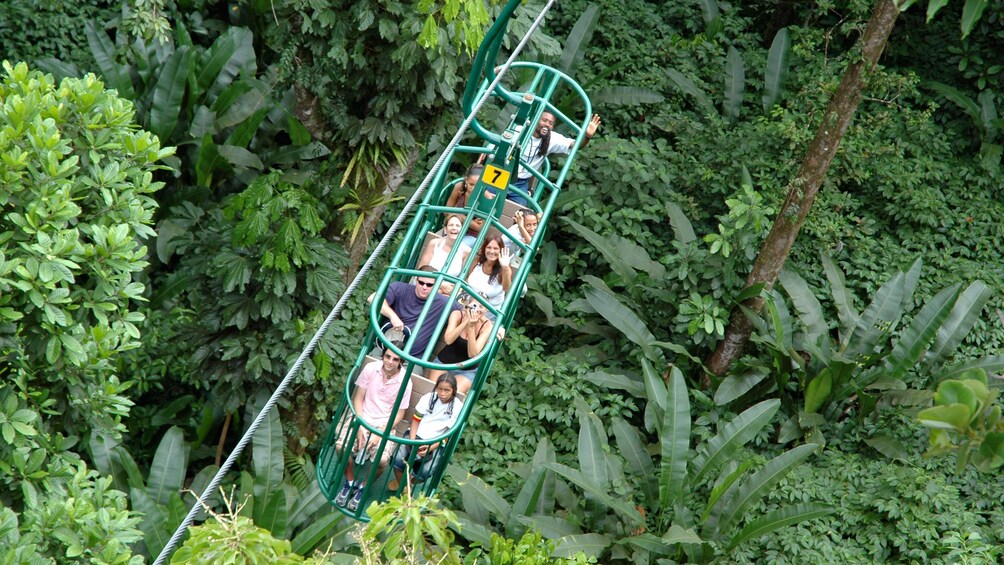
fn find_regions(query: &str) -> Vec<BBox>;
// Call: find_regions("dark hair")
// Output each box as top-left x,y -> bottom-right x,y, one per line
457,164 -> 484,202
475,235 -> 505,284
428,373 -> 457,417
418,265 -> 437,273
536,113 -> 553,158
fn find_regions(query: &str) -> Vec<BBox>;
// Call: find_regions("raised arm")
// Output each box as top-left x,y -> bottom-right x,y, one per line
576,114 -> 601,150
499,248 -> 513,293
441,309 -> 466,345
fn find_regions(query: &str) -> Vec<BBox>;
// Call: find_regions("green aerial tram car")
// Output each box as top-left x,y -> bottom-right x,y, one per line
316,0 -> 594,519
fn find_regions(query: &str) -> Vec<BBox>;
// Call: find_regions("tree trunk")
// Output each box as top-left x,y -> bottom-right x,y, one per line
705,0 -> 901,379
345,147 -> 422,280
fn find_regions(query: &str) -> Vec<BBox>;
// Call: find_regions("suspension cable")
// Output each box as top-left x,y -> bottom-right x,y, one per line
153,2 -> 557,562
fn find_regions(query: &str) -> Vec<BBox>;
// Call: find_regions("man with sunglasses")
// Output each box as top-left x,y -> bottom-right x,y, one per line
367,265 -> 461,358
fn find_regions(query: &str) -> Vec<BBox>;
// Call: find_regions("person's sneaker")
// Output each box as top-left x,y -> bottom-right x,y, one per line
334,481 -> 353,506
347,485 -> 364,512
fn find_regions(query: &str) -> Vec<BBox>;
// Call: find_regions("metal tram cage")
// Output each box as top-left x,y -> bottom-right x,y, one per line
315,16 -> 594,522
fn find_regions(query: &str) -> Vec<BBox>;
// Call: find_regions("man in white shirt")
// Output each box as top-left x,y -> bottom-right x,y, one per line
485,112 -> 601,205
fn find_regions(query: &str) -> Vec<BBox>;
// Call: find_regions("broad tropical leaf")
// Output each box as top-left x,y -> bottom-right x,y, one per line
690,399 -> 780,487
762,28 -> 791,110
566,218 -> 637,282
706,443 -> 819,538
821,253 -> 858,340
196,27 -> 256,99
961,0 -> 990,38
147,426 -> 188,506
926,81 -> 981,123
553,533 -> 612,559
882,283 -> 961,381
291,515 -> 353,556
583,281 -> 659,359
727,503 -> 834,549
613,417 -> 658,506
591,86 -> 665,105
583,369 -> 646,397
516,515 -> 581,539
252,403 -> 284,499
575,397 -> 610,489
660,368 -> 691,510
723,46 -> 745,121
446,465 -> 512,521
542,463 -> 644,526
253,490 -> 287,539
149,46 -> 192,141
559,4 -> 600,73
85,21 -> 135,99
714,365 -> 770,406
778,267 -> 827,345
666,202 -> 697,243
666,69 -> 716,116
843,272 -> 905,358
941,356 -> 1004,383
928,281 -> 991,367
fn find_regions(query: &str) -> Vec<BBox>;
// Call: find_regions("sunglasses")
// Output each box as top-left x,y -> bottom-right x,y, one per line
416,280 -> 435,288
383,353 -> 401,361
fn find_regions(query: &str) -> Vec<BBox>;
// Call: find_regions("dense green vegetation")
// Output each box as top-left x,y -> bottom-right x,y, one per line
3,0 -> 1004,562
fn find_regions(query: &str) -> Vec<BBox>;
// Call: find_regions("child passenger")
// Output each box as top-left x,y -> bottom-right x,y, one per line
388,374 -> 463,491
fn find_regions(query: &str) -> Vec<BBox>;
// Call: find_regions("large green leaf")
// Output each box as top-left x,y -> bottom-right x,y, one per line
642,356 -> 668,430
196,27 -> 256,99
446,465 -> 511,522
666,69 -> 716,116
553,533 -> 612,559
542,463 -> 644,526
575,397 -> 610,490
941,356 -> 1004,383
882,283 -> 961,381
147,426 -> 188,506
723,46 -> 745,121
252,404 -> 284,499
616,533 -> 674,554
558,4 -> 600,74
612,417 -> 657,505
565,218 -> 637,283
451,511 -> 495,546
583,281 -> 658,359
843,272 -> 905,359
821,253 -> 858,341
591,86 -> 665,105
666,202 -> 697,243
706,443 -> 818,538
516,516 -> 581,539
290,514 -> 353,556
698,0 -> 720,24
961,0 -> 990,38
149,46 -> 192,141
928,281 -> 991,367
85,20 -> 135,99
778,267 -> 826,345
660,368 -> 691,510
582,369 -> 646,398
727,503 -> 834,549
714,365 -> 770,406
253,489 -> 287,539
690,399 -> 780,487
287,480 -> 330,532
762,28 -> 791,110
926,81 -> 981,124
132,488 -> 169,557
663,523 -> 703,544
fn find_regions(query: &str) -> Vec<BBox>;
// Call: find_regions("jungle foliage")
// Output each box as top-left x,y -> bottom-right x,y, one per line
5,0 -> 1004,562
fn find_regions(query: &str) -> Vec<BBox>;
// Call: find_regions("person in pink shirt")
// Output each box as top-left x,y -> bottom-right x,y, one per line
334,344 -> 413,511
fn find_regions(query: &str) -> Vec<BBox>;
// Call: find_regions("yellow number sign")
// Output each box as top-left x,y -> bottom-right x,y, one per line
482,165 -> 511,189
